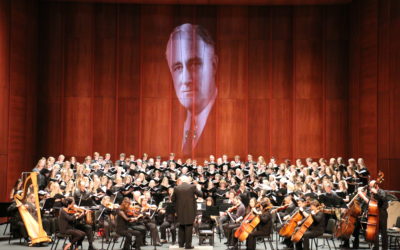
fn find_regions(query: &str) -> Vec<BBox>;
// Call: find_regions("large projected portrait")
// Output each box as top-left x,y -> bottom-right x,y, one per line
166,23 -> 218,155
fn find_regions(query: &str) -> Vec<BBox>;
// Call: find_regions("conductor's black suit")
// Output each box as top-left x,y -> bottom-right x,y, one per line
172,182 -> 202,248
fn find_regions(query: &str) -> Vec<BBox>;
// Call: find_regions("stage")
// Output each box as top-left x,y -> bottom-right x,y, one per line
0,224 -> 377,250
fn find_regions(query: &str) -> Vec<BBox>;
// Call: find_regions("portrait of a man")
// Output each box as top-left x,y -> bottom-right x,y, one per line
166,23 -> 218,155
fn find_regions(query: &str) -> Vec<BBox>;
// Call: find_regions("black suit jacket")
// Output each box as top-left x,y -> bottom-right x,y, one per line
172,182 -> 202,225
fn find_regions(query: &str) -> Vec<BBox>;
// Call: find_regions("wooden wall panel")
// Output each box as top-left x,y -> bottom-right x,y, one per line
94,5 -> 116,98
270,99 -> 292,160
9,0 -> 37,192
0,156 -> 8,201
216,99 -> 247,157
118,5 -> 141,99
294,100 -> 323,158
63,98 -> 92,157
93,98 -> 115,154
0,0 -> 10,156
141,99 -> 170,156
248,100 -> 269,158
117,98 -> 140,155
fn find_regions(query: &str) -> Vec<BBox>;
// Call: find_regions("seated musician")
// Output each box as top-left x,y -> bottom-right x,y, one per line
195,197 -> 215,232
116,197 -> 144,250
294,199 -> 325,250
139,196 -> 162,246
277,194 -> 297,249
59,197 -> 97,250
222,196 -> 246,246
159,188 -> 177,244
358,180 -> 388,250
74,181 -> 95,207
99,196 -> 117,243
7,195 -> 30,243
217,190 -> 236,233
231,197 -> 273,250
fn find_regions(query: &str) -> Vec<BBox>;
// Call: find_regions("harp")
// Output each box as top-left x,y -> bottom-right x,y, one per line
14,172 -> 51,245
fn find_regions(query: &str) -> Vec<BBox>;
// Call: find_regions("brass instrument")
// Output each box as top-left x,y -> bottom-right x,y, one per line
14,172 -> 51,245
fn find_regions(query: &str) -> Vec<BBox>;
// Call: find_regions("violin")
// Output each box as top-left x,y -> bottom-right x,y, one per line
126,205 -> 141,217
66,205 -> 86,215
105,202 -> 119,210
227,204 -> 240,213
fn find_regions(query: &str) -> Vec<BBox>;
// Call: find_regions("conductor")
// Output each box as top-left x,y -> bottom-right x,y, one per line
172,175 -> 202,249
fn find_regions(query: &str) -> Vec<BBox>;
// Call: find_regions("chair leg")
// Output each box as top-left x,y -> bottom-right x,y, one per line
325,238 -> 331,250
119,236 -> 125,248
3,222 -> 9,235
262,237 -> 267,250
269,239 -> 275,250
54,238 -> 60,250
331,238 -> 336,249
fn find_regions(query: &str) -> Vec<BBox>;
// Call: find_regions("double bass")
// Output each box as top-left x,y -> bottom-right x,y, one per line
364,171 -> 384,242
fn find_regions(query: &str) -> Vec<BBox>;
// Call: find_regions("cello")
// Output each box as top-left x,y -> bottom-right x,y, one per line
279,209 -> 304,237
364,171 -> 384,242
234,205 -> 263,242
291,214 -> 314,243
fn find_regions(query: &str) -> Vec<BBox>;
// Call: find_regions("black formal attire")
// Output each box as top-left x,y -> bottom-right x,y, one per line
295,211 -> 325,250
372,189 -> 388,250
58,208 -> 86,247
171,182 -> 202,248
98,205 -> 116,242
159,208 -> 177,243
223,203 -> 246,245
232,209 -> 273,250
116,210 -> 143,250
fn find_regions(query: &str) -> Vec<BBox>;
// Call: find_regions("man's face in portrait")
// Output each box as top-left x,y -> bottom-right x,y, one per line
166,24 -> 217,114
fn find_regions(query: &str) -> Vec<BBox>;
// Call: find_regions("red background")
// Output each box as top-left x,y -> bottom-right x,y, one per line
0,0 -> 399,200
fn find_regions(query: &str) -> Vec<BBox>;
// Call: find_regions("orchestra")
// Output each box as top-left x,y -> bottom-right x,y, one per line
7,153 -> 394,250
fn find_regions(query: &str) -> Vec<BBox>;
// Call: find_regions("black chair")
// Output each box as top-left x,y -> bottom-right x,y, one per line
255,235 -> 275,250
0,202 -> 12,235
311,218 -> 337,250
198,229 -> 214,246
50,232 -> 73,250
107,233 -> 133,250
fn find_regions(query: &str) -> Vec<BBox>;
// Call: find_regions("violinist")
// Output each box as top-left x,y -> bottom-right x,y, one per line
294,199 -> 325,250
116,197 -> 143,250
58,197 -> 97,250
222,196 -> 246,246
139,196 -> 162,246
217,190 -> 236,233
358,180 -> 388,250
98,196 -> 117,243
